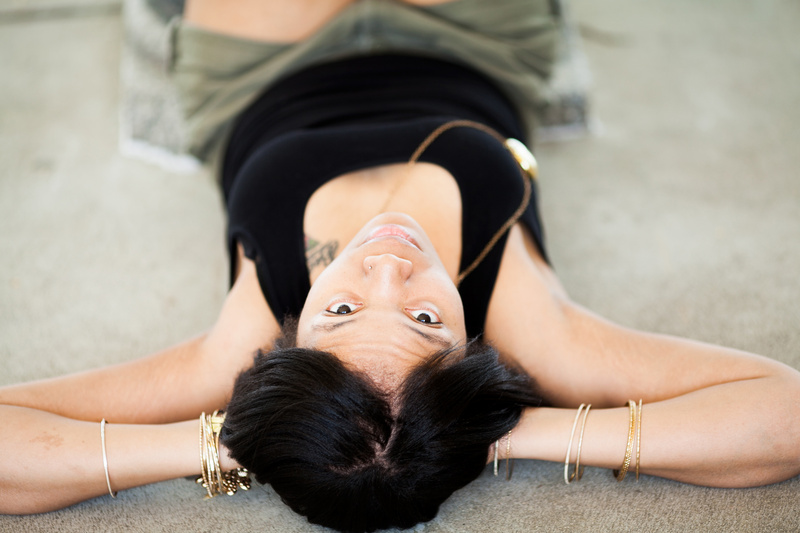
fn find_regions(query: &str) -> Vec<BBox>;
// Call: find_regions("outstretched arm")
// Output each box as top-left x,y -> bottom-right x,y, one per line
0,253 -> 277,423
505,308 -> 800,487
486,225 -> 800,487
0,254 -> 276,513
0,407 -> 197,514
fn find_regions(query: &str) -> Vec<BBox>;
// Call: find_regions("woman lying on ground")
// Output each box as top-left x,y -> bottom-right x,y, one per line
2,0 -> 800,532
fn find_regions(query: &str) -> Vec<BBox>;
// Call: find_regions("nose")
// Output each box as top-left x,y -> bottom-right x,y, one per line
363,254 -> 413,282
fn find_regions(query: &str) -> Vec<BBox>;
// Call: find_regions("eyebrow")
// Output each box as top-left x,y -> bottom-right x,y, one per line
311,319 -> 453,349
312,319 -> 355,333
404,324 -> 453,349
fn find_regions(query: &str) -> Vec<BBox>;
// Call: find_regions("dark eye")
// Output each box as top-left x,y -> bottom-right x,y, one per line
326,302 -> 359,315
409,309 -> 442,325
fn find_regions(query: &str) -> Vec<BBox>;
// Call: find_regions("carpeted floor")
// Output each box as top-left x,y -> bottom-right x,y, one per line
1,1 -> 799,532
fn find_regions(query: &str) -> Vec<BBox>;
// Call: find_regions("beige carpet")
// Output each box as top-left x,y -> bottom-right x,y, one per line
1,0 -> 799,531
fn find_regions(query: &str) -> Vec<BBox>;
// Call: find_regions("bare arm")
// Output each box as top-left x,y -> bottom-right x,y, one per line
0,254 -> 276,512
510,371 -> 800,487
486,225 -> 800,487
0,254 -> 278,423
0,406 -> 197,515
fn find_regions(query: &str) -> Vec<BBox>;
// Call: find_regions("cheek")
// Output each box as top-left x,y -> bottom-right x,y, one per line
311,249 -> 360,285
299,260 -> 356,342
429,275 -> 465,325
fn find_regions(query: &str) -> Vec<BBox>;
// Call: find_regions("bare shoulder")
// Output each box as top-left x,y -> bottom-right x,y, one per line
484,225 -> 798,409
0,246 -> 280,424
484,223 -> 568,368
206,244 -> 281,363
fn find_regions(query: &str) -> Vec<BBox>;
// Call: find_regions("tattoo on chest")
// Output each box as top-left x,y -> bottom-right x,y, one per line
305,236 -> 339,270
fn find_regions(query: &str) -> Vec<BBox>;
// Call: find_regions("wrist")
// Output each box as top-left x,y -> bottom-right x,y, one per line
196,411 -> 252,498
218,443 -> 242,471
101,419 -> 200,493
514,406 -> 634,469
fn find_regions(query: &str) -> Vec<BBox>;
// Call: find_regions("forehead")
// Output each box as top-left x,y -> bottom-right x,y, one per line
306,316 -> 452,346
299,316 -> 456,380
302,316 -> 453,354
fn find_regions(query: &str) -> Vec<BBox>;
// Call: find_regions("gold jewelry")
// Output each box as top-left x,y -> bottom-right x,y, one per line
100,419 -> 117,498
196,411 -> 252,498
382,119 -> 536,286
198,411 -> 216,498
504,138 -> 538,180
493,430 -> 513,480
574,404 -> 591,483
198,412 -> 211,497
613,400 -> 637,481
493,439 -> 500,476
635,399 -> 643,481
505,429 -> 513,481
564,404 -> 585,484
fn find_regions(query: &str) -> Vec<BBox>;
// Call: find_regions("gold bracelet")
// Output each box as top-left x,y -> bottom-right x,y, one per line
574,404 -> 591,483
505,429 -> 513,481
196,411 -> 252,498
564,404 -> 586,484
100,419 -> 118,498
493,438 -> 500,477
204,413 -> 221,496
197,412 -> 212,498
635,399 -> 643,481
613,400 -> 637,481
493,430 -> 513,480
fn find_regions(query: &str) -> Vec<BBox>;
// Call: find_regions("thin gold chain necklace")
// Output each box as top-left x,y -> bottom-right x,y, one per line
377,119 -> 538,286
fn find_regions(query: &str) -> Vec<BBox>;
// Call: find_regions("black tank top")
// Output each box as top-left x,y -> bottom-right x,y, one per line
223,55 -> 547,338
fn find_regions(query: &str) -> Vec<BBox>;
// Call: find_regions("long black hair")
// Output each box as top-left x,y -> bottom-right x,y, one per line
221,320 -> 542,532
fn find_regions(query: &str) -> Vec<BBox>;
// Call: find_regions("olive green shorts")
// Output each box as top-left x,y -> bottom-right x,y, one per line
170,0 -> 561,162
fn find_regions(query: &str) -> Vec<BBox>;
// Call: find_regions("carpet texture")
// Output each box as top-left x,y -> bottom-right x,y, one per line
1,0 -> 798,532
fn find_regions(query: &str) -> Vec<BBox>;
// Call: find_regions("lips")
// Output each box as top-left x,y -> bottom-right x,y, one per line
362,224 -> 421,250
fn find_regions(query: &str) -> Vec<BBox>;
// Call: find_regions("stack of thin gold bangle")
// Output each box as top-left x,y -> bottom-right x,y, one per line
564,404 -> 591,484
613,399 -> 643,482
493,430 -> 513,480
563,399 -> 643,484
196,411 -> 252,498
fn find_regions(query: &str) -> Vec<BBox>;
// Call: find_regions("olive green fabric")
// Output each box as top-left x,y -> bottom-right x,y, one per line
171,0 -> 561,162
